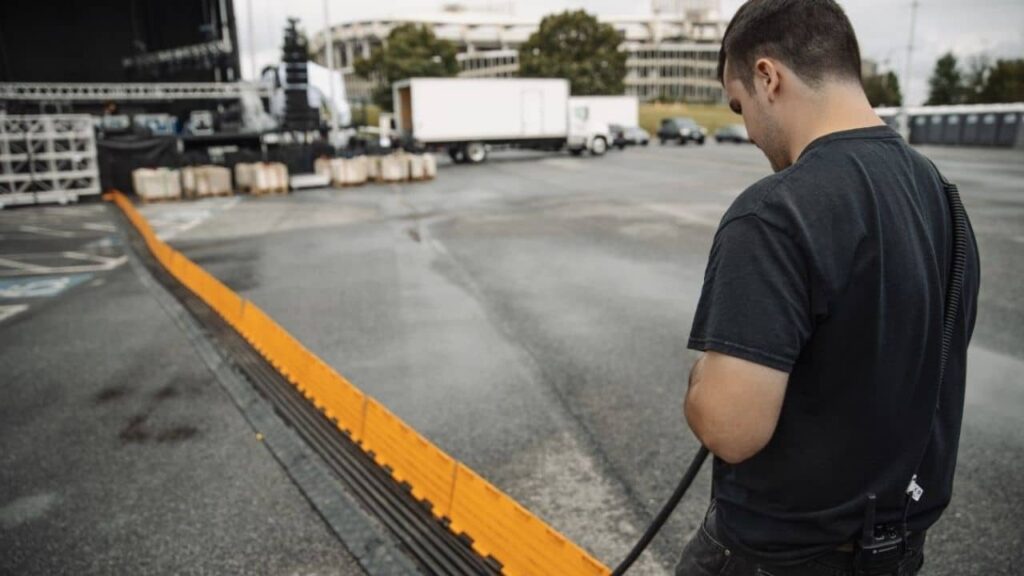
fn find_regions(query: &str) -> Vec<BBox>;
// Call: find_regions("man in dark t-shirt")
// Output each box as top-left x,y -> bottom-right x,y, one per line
677,2 -> 980,575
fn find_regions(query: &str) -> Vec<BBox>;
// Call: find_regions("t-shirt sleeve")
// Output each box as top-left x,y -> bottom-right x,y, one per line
688,214 -> 813,372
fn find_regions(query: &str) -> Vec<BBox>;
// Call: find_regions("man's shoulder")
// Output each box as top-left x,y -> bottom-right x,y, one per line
719,139 -> 891,236
718,163 -> 814,234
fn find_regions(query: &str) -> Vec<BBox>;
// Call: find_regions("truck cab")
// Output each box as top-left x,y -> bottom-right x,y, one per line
567,101 -> 611,156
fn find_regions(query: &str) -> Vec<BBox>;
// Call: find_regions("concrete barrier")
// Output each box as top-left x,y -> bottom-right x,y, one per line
379,154 -> 407,182
183,165 -> 232,199
251,162 -> 289,195
423,153 -> 438,180
407,154 -> 426,181
132,168 -> 181,202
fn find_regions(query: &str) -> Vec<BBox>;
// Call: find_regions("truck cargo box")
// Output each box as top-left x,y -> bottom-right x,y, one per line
394,78 -> 570,144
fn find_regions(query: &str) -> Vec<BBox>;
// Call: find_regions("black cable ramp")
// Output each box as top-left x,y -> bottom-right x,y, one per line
115,209 -> 502,576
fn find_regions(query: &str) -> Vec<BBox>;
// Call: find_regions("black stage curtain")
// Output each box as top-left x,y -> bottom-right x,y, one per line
97,136 -> 180,196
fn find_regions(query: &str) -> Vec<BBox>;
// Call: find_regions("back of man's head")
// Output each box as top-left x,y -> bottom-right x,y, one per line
717,0 -> 862,91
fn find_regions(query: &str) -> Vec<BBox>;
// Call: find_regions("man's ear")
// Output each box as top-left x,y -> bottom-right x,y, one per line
754,58 -> 781,102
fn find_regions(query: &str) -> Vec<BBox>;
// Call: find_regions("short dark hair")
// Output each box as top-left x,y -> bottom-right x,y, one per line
717,0 -> 862,91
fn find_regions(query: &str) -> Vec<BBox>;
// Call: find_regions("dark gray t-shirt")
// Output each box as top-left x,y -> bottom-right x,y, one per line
688,126 -> 980,562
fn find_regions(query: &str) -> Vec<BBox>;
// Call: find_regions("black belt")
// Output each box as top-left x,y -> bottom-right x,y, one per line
834,530 -> 926,553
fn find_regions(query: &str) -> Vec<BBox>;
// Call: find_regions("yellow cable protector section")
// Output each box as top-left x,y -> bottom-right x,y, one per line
106,192 -> 611,576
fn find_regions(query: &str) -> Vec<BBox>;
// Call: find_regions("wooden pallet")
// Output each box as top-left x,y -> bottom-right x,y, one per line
137,194 -> 183,204
184,189 -> 234,200
249,186 -> 289,196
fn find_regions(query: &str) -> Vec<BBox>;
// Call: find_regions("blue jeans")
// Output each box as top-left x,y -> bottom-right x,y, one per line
675,503 -> 925,576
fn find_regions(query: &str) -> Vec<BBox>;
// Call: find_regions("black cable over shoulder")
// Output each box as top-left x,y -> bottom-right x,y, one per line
901,168 -> 970,538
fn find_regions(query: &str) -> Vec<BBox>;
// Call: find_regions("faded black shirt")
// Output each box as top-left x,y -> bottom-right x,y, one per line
688,126 -> 980,562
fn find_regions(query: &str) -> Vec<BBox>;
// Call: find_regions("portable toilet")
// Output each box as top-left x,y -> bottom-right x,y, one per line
962,114 -> 980,145
910,115 -> 929,144
942,114 -> 963,145
927,115 -> 945,144
978,113 -> 998,146
996,112 -> 1020,147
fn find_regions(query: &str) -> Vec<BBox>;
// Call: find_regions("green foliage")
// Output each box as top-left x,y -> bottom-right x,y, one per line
353,24 -> 459,110
975,59 -> 1024,104
962,54 -> 991,104
863,71 -> 902,107
925,51 -> 1024,106
518,10 -> 626,95
927,52 -> 964,105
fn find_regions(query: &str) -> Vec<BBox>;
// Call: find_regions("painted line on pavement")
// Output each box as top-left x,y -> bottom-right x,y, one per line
0,274 -> 93,299
0,256 -> 50,273
18,225 -> 79,238
0,253 -> 127,277
0,304 -> 28,323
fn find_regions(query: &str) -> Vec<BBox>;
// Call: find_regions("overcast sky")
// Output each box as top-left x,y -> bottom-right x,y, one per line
235,0 -> 1024,105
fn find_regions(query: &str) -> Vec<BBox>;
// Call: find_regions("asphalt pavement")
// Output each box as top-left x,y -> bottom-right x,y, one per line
145,141 -> 1023,575
0,204 -> 366,575
5,140 -> 1019,575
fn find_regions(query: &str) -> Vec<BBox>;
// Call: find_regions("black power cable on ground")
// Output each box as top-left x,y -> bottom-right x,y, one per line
612,445 -> 709,576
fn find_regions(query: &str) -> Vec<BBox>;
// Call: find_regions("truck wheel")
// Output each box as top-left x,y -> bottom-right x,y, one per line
448,147 -> 466,164
465,142 -> 488,164
590,137 -> 607,156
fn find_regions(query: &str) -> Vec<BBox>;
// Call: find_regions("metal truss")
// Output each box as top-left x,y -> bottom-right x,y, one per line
0,115 -> 100,208
0,82 -> 271,103
121,39 -> 234,70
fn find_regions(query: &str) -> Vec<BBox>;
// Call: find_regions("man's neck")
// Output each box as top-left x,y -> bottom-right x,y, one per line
787,84 -> 886,162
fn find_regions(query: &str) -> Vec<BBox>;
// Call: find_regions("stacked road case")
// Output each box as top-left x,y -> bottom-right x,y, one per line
0,115 -> 101,208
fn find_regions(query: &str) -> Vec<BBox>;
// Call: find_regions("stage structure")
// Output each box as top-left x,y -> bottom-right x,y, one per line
0,0 -> 240,83
0,115 -> 101,209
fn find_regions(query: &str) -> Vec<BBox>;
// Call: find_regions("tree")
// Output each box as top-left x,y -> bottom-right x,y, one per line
962,54 -> 991,104
518,10 -> 626,95
926,52 -> 964,105
863,71 -> 902,107
353,24 -> 459,110
976,59 -> 1024,104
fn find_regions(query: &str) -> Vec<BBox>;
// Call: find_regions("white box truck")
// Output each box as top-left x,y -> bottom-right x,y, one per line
567,96 -> 639,150
392,78 -> 611,163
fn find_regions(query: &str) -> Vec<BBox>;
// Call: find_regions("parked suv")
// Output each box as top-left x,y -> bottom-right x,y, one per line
657,117 -> 707,145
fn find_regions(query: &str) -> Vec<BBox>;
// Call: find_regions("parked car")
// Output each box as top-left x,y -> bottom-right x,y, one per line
657,117 -> 706,145
715,124 -> 751,144
611,124 -> 650,148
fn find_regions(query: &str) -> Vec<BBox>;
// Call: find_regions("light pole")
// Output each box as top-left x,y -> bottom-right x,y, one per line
247,0 -> 256,80
322,0 -> 340,147
899,0 -> 919,139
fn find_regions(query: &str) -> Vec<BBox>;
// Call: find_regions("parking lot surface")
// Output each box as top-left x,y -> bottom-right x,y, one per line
136,142 -> 1024,574
0,205 -> 366,575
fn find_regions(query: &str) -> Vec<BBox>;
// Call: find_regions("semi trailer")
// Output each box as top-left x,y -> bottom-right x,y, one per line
392,78 -> 612,164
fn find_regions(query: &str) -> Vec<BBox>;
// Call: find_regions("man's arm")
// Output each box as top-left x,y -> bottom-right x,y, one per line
685,351 -> 789,464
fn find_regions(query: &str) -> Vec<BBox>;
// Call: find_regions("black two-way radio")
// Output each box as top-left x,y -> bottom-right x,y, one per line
611,168 -> 970,575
